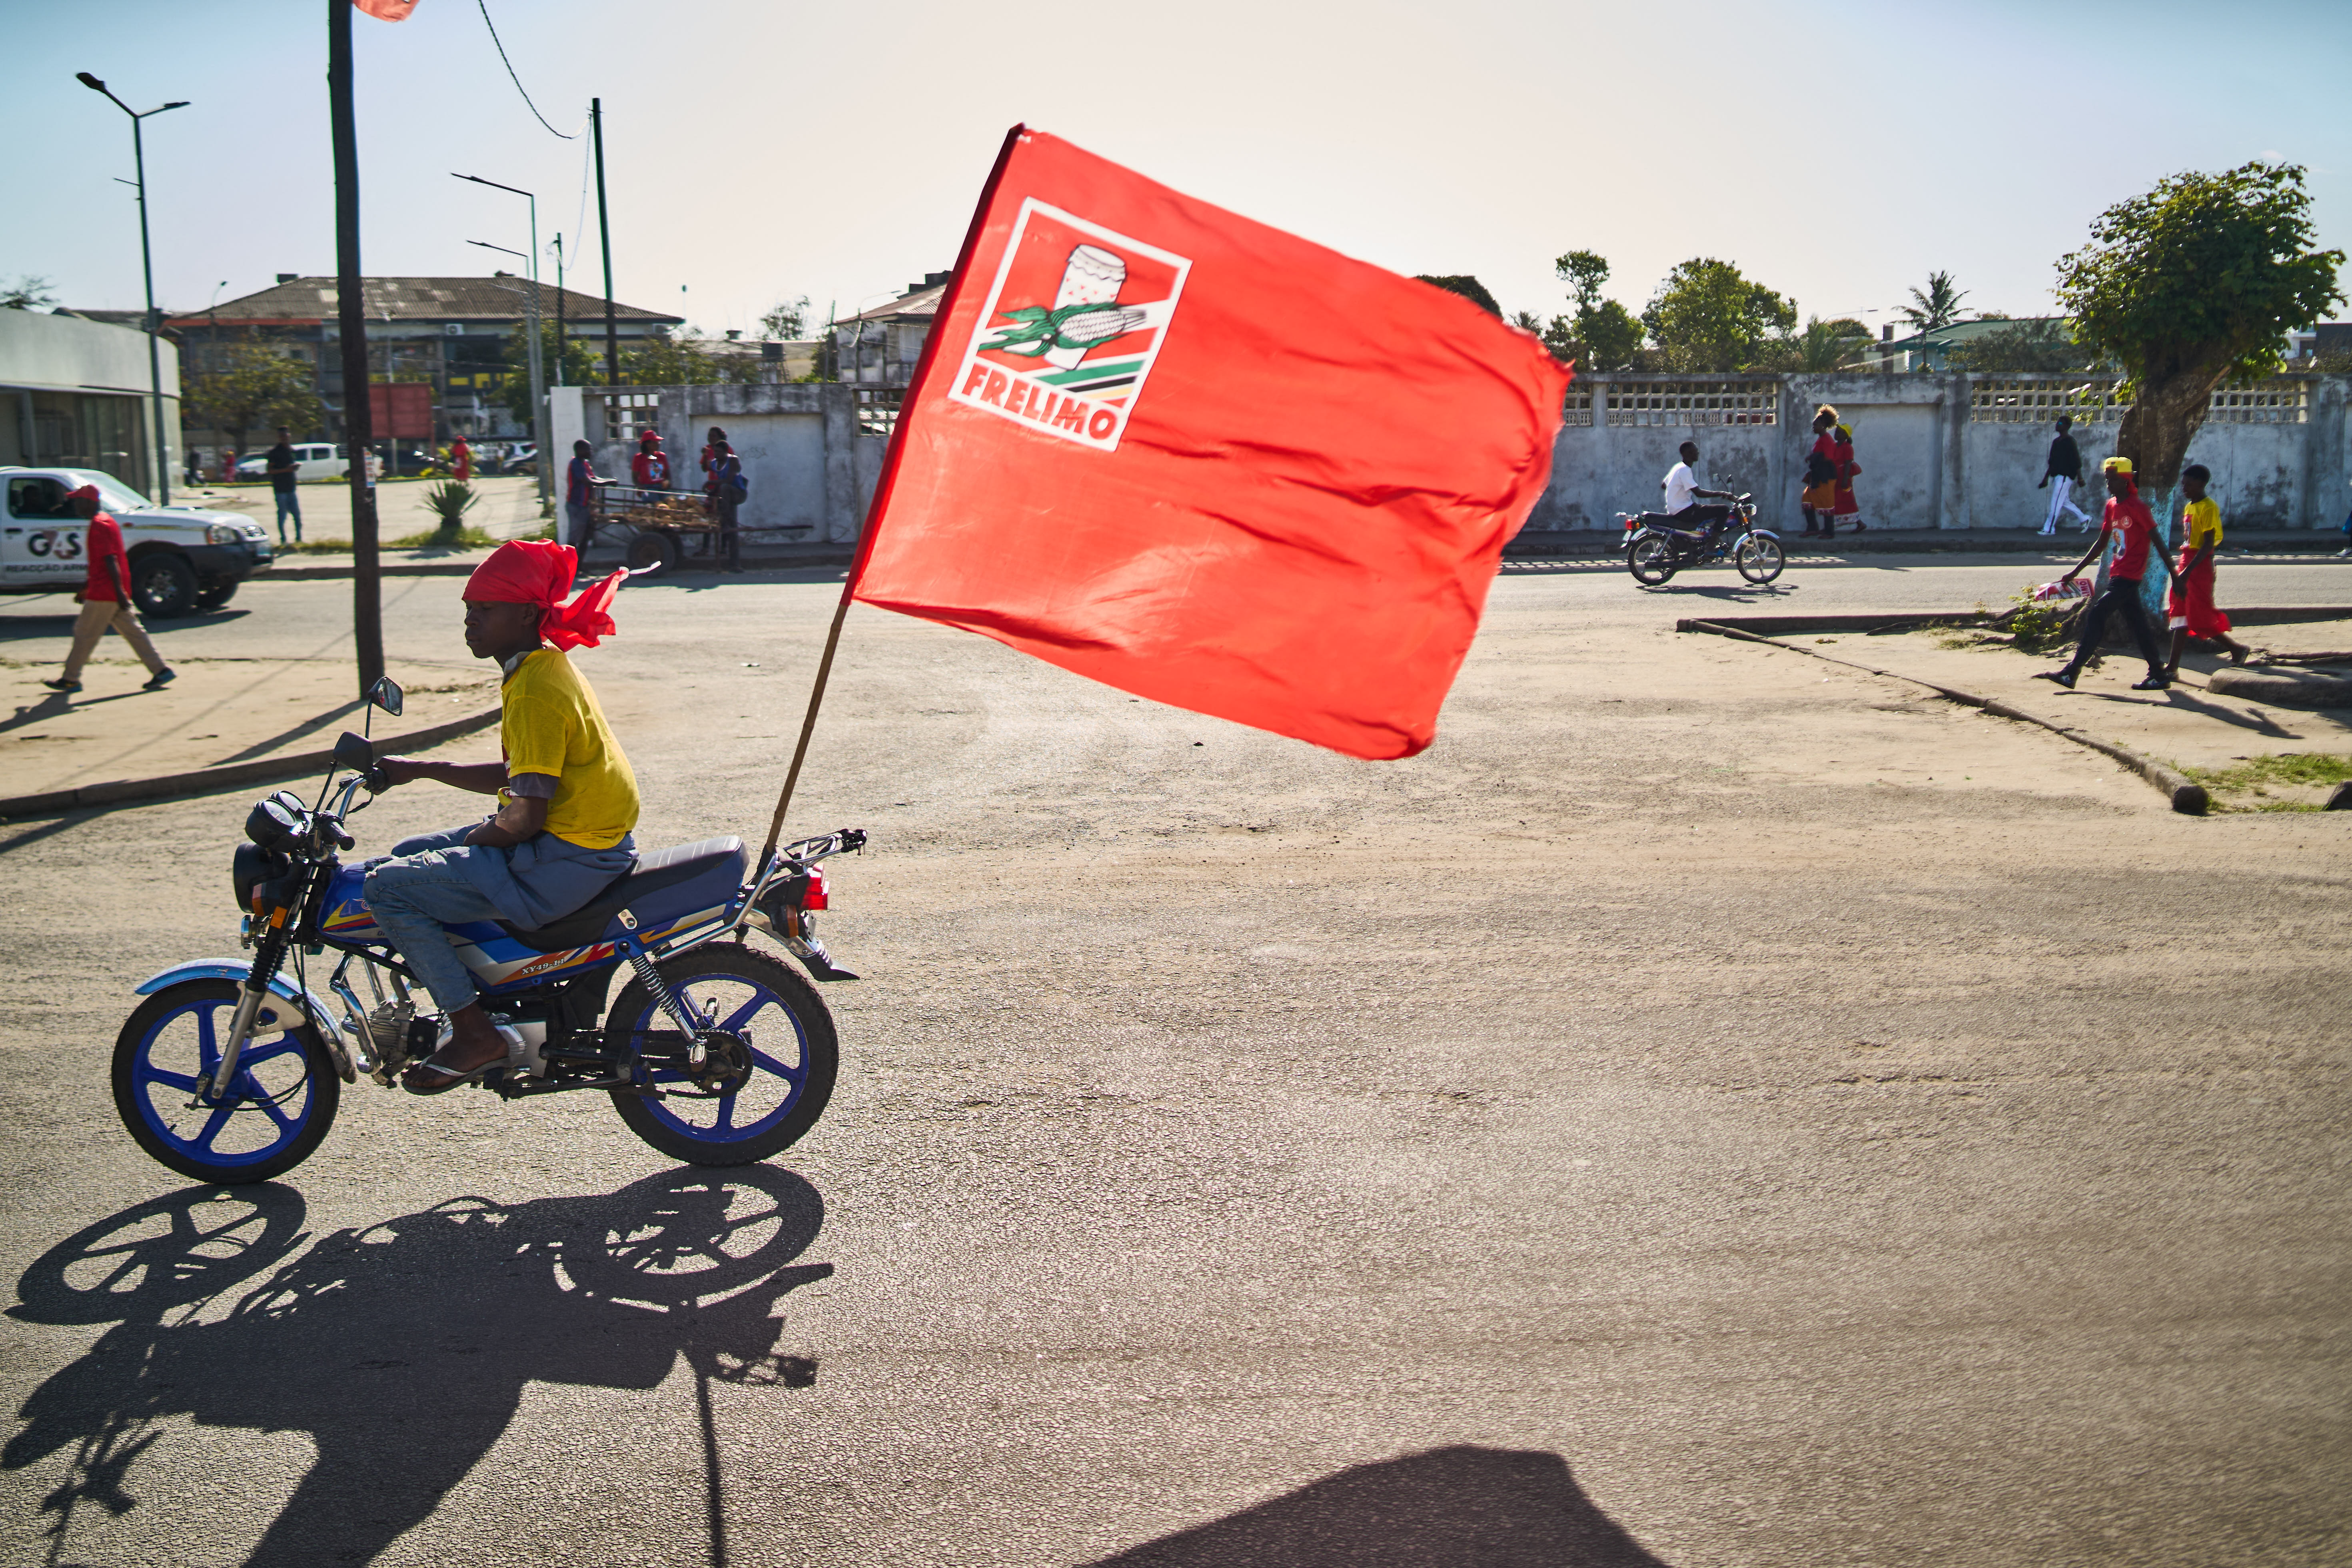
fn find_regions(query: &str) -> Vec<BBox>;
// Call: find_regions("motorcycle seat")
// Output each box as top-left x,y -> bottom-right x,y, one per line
496,835 -> 749,953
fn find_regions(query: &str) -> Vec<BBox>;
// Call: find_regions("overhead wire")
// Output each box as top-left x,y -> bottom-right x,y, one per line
476,0 -> 577,139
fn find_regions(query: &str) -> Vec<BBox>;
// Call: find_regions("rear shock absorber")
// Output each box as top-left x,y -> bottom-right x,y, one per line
618,911 -> 709,1069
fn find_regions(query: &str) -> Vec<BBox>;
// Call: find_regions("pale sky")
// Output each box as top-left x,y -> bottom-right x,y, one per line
10,0 -> 2350,341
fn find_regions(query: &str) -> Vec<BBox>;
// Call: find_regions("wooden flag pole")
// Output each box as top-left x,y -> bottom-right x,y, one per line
752,125 -> 1026,869
756,587 -> 853,866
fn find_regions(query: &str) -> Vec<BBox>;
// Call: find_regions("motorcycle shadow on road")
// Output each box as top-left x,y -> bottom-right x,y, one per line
6,1167 -> 831,1568
1088,1444 -> 1672,1567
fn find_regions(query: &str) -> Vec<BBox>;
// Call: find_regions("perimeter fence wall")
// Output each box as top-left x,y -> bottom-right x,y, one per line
1525,372 -> 2351,534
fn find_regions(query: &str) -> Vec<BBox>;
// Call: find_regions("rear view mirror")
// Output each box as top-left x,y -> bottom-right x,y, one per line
366,675 -> 404,718
333,731 -> 376,772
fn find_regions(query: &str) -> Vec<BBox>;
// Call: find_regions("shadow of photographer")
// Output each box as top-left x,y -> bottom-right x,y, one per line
8,1167 -> 831,1568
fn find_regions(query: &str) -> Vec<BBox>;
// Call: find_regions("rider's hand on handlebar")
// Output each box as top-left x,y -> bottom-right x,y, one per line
374,757 -> 424,787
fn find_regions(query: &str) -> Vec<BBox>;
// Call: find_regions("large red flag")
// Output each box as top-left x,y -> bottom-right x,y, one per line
851,127 -> 1570,760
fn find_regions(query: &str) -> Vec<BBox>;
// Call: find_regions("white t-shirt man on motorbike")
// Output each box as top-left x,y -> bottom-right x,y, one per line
1661,441 -> 1735,539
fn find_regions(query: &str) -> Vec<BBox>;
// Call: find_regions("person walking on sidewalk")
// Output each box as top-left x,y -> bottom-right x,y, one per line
2164,463 -> 2252,674
42,485 -> 174,695
264,425 -> 303,544
563,440 -> 607,551
708,439 -> 745,572
2037,415 -> 2090,535
1800,407 -> 1839,539
1829,421 -> 1863,534
2036,457 -> 2170,691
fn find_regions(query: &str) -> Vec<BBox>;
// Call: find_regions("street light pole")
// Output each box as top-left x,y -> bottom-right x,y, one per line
76,72 -> 186,504
455,173 -> 549,513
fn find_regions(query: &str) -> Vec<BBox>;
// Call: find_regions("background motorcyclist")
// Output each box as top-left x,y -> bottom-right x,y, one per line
361,540 -> 640,1094
1661,441 -> 1736,542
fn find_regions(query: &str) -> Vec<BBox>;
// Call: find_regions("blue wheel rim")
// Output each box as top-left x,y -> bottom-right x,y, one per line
632,974 -> 809,1144
129,995 -> 317,1169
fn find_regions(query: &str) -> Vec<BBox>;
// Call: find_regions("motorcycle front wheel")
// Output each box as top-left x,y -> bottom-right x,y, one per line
1628,535 -> 1678,585
605,944 -> 839,1166
113,980 -> 341,1184
1735,534 -> 1786,584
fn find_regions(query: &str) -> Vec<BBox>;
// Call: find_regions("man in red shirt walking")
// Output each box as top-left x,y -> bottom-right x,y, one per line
2036,457 -> 2170,691
43,485 -> 174,694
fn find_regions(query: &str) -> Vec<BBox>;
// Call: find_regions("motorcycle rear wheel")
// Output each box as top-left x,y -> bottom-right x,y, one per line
113,980 -> 341,1184
1736,535 -> 1786,584
1628,535 -> 1677,585
605,944 -> 838,1166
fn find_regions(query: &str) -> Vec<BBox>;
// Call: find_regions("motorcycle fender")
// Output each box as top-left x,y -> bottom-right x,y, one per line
1749,529 -> 1783,543
134,959 -> 357,1084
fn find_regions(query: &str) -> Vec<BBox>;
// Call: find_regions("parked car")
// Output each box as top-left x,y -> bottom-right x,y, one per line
233,443 -> 348,481
501,443 -> 537,477
0,467 -> 272,615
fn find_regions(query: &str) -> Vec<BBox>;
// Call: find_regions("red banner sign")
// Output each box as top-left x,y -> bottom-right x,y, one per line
368,383 -> 433,440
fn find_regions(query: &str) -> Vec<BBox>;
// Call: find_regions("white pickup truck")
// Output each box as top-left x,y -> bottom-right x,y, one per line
0,466 -> 274,616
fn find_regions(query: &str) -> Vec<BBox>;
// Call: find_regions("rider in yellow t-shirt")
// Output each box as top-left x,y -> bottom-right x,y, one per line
363,541 -> 640,1094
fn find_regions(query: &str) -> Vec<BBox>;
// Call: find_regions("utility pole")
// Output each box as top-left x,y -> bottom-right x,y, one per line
551,234 -> 565,387
593,98 -> 619,388
326,2 -> 381,697
456,173 -> 549,512
75,72 -> 186,504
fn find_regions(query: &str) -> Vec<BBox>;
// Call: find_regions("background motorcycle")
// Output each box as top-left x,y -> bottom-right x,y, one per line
112,677 -> 864,1184
1620,494 -> 1785,587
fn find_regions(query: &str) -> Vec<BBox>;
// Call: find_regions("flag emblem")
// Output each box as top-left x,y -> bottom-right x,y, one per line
947,199 -> 1191,452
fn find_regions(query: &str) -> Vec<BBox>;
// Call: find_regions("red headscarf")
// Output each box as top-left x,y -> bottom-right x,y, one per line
463,540 -> 628,650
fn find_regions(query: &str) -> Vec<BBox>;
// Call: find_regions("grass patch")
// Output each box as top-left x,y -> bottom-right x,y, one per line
2179,753 -> 2352,791
282,538 -> 353,553
384,527 -> 501,551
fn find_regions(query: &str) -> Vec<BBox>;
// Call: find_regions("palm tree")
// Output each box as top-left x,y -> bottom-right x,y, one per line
1897,271 -> 1970,334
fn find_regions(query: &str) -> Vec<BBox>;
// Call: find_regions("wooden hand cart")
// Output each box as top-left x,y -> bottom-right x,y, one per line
585,484 -> 817,573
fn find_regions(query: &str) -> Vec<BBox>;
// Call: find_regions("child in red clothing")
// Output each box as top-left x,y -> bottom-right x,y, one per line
2164,463 -> 2252,675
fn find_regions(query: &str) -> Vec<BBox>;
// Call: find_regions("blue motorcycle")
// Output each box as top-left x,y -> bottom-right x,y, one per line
112,677 -> 864,1184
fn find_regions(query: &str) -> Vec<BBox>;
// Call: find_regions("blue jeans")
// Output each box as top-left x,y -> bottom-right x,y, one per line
274,487 -> 301,541
362,823 -> 637,1011
566,498 -> 592,549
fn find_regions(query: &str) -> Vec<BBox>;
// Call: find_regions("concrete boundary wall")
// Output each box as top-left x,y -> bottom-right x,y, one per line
1527,372 -> 2351,534
550,383 -> 887,544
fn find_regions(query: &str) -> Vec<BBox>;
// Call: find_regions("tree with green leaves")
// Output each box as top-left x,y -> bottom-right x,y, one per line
760,295 -> 811,340
1945,319 -> 2095,373
1640,258 -> 1795,372
1897,270 -> 1969,335
1413,275 -> 1502,316
499,320 -> 602,425
2056,160 -> 2342,493
1786,316 -> 1874,372
185,342 -> 326,458
1538,250 -> 1644,370
2,275 -> 59,311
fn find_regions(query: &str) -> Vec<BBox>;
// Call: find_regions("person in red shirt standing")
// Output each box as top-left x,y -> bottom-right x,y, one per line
629,428 -> 670,491
43,485 -> 174,694
451,435 -> 472,483
2036,457 -> 2170,691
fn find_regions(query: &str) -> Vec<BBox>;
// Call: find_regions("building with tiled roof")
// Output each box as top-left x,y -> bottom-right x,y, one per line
167,274 -> 685,447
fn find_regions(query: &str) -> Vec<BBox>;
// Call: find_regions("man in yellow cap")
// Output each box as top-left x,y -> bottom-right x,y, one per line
2036,457 -> 2170,691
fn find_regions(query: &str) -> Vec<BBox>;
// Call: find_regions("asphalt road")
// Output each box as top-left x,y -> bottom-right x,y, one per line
1,558 -> 2346,1567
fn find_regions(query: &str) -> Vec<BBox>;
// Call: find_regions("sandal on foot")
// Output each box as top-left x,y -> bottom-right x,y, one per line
2034,669 -> 2079,689
143,668 -> 176,690
403,1025 -> 523,1096
41,677 -> 81,693
2132,674 -> 2172,691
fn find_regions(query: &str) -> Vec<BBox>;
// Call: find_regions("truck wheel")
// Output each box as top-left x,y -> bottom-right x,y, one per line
195,579 -> 239,611
132,553 -> 200,619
